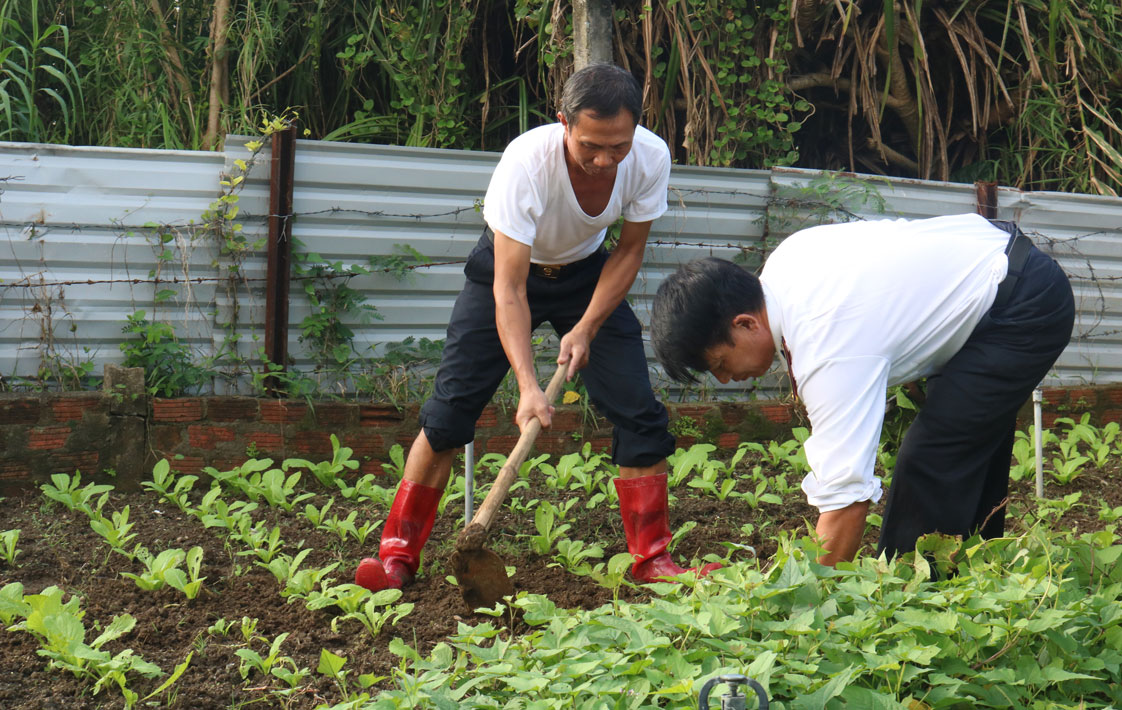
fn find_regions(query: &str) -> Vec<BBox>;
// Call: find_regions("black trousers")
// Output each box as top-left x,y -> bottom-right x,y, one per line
878,242 -> 1075,558
418,232 -> 675,467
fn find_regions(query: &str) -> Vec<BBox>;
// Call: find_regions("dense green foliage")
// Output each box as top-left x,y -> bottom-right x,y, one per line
367,531 -> 1122,709
6,421 -> 1122,708
2,1 -> 1119,194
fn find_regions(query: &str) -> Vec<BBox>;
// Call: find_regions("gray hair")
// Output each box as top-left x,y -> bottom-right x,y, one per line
559,64 -> 642,126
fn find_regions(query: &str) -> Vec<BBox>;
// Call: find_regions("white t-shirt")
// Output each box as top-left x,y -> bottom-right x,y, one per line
759,213 -> 1011,512
482,123 -> 671,264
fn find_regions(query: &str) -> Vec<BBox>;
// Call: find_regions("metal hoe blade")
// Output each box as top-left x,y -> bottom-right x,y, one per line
450,545 -> 515,609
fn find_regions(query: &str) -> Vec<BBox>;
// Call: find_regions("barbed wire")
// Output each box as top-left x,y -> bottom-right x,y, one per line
0,259 -> 468,289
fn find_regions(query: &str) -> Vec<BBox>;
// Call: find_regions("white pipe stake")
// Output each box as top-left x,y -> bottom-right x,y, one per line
464,441 -> 475,526
1033,388 -> 1044,498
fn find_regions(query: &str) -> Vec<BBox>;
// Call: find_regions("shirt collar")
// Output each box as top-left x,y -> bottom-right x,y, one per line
760,281 -> 786,371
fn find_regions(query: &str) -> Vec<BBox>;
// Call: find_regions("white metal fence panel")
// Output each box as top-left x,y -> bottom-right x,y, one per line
2,137 -> 1120,395
0,141 -> 226,385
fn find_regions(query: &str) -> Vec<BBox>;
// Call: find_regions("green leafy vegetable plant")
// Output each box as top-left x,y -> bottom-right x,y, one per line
89,506 -> 138,560
336,588 -> 414,636
285,434 -> 360,489
528,502 -> 570,556
0,529 -> 20,566
141,459 -> 198,513
40,471 -> 112,517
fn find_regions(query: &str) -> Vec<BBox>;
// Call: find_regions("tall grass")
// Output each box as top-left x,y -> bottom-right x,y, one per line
2,0 -> 1119,195
0,0 -> 83,143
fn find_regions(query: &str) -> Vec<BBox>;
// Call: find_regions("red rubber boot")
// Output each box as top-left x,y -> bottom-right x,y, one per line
354,479 -> 442,591
614,473 -> 722,582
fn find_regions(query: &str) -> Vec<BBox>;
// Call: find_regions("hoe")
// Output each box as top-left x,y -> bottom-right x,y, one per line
450,362 -> 567,608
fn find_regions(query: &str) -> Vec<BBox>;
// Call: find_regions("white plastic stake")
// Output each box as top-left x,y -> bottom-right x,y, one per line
1033,388 -> 1044,498
464,441 -> 475,526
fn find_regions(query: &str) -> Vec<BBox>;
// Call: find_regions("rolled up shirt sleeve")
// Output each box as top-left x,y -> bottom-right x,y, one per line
797,355 -> 889,512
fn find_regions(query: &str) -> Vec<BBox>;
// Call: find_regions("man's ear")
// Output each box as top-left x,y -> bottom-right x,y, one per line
557,111 -> 567,128
729,313 -> 759,331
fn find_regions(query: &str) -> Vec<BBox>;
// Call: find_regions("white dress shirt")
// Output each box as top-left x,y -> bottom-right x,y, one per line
760,214 -> 1011,512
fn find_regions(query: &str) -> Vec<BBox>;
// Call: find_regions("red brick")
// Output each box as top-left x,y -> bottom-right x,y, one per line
0,401 -> 40,426
672,405 -> 716,421
758,403 -> 793,424
360,404 -> 404,427
1065,388 -> 1095,404
0,459 -> 30,481
246,430 -> 284,453
1039,388 -> 1067,405
313,403 -> 354,430
1106,387 -> 1122,406
206,397 -> 259,422
51,396 -> 101,422
721,407 -> 743,427
50,451 -> 99,475
487,435 -> 520,453
168,456 -> 204,475
287,430 -> 333,456
396,433 -> 417,449
475,406 -> 498,428
153,398 -> 203,422
1101,410 -> 1122,424
536,431 -> 576,455
188,425 -> 236,449
152,425 -> 183,451
551,410 -> 582,431
261,400 -> 307,423
717,432 -> 740,449
347,435 -> 384,459
213,458 -> 247,472
589,437 -> 612,453
28,425 -> 71,451
1043,412 -> 1060,429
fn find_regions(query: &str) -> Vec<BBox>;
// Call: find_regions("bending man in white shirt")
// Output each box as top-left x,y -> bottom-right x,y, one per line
355,64 -> 719,593
650,214 -> 1075,565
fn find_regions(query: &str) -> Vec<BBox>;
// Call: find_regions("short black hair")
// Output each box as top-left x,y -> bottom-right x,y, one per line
560,64 -> 642,126
650,257 -> 766,383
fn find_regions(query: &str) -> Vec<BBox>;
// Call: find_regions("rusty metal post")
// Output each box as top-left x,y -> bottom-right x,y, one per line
975,180 -> 998,219
264,124 -> 298,395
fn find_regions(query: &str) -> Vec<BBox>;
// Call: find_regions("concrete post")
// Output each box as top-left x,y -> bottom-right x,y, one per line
573,0 -> 613,69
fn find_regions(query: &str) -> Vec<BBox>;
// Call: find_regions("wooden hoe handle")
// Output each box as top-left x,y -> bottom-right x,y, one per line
467,362 -> 568,533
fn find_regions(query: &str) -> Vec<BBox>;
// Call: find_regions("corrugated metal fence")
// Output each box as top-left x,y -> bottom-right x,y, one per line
1,135 -> 1120,396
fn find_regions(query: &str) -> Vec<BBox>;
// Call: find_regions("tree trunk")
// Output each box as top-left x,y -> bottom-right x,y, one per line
202,0 -> 232,151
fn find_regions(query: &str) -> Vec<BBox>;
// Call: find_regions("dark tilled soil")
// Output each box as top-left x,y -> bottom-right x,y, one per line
0,457 -> 1117,710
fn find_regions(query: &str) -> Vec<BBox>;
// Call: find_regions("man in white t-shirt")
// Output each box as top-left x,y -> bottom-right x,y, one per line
355,64 -> 719,593
650,214 -> 1074,565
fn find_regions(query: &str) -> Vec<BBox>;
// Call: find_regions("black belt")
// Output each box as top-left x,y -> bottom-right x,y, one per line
483,228 -> 602,280
990,220 -> 1033,311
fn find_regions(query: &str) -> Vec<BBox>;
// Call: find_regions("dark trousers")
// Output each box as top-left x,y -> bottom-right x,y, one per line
418,232 -> 675,467
878,243 -> 1075,558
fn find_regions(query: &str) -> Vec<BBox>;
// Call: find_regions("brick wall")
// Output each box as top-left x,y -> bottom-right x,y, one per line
1,384 -> 1119,493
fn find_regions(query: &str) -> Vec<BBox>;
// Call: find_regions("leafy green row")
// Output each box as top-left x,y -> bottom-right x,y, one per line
360,530 -> 1122,709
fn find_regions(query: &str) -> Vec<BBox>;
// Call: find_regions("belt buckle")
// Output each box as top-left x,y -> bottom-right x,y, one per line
535,264 -> 561,279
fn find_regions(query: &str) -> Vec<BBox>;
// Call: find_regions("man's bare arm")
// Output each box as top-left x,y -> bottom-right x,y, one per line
492,231 -> 552,430
815,500 -> 871,566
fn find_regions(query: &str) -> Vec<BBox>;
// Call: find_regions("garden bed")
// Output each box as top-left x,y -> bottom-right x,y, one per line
1,425 -> 1120,709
